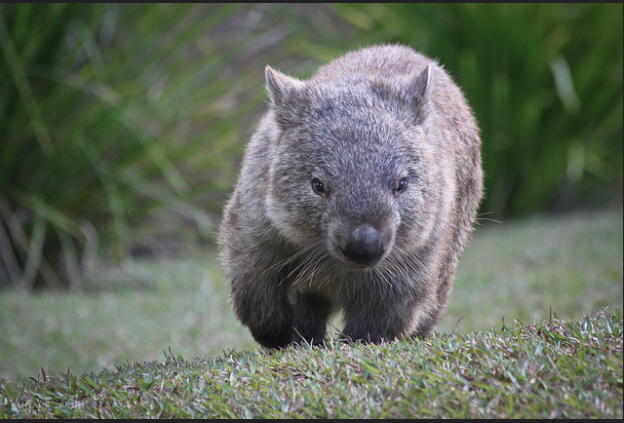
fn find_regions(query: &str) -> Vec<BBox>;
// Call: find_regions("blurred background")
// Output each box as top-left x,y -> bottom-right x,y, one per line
0,4 -> 622,380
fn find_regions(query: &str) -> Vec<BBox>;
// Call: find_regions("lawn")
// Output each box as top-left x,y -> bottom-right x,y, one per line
0,207 -> 622,385
1,309 -> 621,418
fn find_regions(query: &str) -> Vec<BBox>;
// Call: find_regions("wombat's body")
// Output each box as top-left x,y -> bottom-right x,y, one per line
219,44 -> 483,348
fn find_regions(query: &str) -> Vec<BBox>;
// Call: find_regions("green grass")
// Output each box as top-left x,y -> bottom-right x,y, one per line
439,206 -> 623,333
0,254 -> 249,381
0,208 -> 621,384
1,308 -> 621,418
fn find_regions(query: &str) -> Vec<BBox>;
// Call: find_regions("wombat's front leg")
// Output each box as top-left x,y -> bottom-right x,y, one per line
230,269 -> 295,349
341,280 -> 421,343
292,292 -> 333,346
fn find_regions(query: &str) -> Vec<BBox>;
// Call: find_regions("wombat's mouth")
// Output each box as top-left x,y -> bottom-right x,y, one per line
339,254 -> 383,269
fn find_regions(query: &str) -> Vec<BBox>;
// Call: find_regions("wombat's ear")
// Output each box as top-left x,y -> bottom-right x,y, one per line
265,66 -> 306,107
409,64 -> 434,124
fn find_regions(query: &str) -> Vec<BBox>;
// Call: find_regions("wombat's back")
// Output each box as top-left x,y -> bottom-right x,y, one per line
313,44 -> 432,79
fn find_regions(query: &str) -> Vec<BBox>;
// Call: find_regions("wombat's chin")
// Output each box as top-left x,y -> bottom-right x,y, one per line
343,259 -> 383,270
335,248 -> 386,269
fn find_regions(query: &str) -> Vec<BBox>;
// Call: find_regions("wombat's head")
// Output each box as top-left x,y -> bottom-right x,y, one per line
264,65 -> 446,269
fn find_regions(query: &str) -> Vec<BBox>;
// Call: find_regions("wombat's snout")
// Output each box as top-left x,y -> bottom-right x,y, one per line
342,224 -> 385,267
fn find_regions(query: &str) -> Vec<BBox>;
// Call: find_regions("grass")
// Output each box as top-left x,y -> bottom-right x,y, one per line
0,254 -> 247,381
0,308 -> 621,418
439,206 -> 623,333
0,208 -> 621,384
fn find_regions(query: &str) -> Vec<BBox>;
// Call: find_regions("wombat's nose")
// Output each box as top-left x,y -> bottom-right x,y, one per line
343,224 -> 384,267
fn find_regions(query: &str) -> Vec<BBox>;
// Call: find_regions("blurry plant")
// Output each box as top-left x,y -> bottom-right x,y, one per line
3,3 -> 619,292
335,3 -> 623,217
0,4 -> 214,291
0,4 -> 350,291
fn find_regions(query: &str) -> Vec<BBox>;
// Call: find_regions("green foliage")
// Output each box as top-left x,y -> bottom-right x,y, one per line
334,4 -> 623,216
0,4 -> 349,290
0,4 -> 217,290
1,309 -> 622,418
1,4 -> 621,290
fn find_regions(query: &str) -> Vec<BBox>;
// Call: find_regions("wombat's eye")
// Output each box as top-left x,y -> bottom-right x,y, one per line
395,177 -> 408,194
311,178 -> 326,195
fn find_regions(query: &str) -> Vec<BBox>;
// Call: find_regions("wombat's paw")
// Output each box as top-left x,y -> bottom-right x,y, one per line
340,328 -> 397,345
251,326 -> 293,350
291,334 -> 327,348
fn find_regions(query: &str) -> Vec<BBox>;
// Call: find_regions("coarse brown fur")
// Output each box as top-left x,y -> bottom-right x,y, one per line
219,44 -> 483,348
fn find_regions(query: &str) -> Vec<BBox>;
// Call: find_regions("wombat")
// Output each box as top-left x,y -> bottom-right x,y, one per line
219,44 -> 483,349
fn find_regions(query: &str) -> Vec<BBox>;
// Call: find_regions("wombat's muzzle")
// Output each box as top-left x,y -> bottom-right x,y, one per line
342,224 -> 385,267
